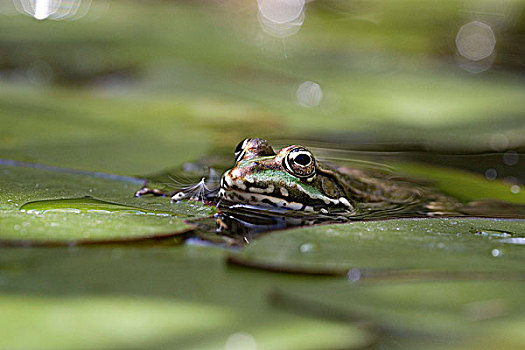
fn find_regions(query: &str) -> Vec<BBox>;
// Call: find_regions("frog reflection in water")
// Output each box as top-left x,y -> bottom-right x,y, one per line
137,138 -> 459,218
216,138 -> 458,217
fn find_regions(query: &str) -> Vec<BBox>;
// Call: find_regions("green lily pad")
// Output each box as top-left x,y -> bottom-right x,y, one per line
269,280 -> 525,349
230,218 -> 525,275
0,211 -> 191,244
0,246 -> 372,350
230,218 -> 525,347
1,1 -> 525,348
0,164 -> 215,244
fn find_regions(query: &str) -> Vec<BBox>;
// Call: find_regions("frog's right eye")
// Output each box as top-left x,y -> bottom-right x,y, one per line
234,139 -> 251,163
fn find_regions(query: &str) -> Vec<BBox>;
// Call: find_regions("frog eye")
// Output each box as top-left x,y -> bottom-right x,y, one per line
284,147 -> 316,178
234,139 -> 251,163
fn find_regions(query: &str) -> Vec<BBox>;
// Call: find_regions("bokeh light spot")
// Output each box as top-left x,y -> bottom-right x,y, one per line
456,21 -> 496,61
257,0 -> 304,24
225,332 -> 257,350
491,248 -> 501,257
257,0 -> 305,38
503,150 -> 519,166
489,134 -> 509,151
484,168 -> 497,181
296,81 -> 323,107
510,185 -> 521,194
14,0 -> 92,21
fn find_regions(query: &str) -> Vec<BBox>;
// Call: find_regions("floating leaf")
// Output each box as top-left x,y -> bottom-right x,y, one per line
230,218 -> 525,347
230,218 -> 525,276
0,246 -> 371,350
0,164 -> 215,244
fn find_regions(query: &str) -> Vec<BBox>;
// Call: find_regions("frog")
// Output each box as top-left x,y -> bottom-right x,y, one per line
217,138 -> 460,216
136,138 -> 464,217
136,138 -> 525,229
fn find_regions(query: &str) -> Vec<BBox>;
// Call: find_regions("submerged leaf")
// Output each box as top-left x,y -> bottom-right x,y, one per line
394,163 -> 525,204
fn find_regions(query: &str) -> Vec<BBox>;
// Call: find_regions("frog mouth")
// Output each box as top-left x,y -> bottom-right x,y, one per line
219,169 -> 318,211
218,187 -> 317,212
219,169 -> 354,213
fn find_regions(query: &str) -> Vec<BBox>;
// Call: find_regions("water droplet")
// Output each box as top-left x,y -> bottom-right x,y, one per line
325,228 -> 340,237
299,242 -> 318,253
346,268 -> 361,282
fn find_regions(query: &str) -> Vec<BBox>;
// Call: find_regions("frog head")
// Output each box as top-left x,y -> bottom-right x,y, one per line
218,138 -> 354,213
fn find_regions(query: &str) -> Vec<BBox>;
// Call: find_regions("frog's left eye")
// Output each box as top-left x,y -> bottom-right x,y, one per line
284,147 -> 316,178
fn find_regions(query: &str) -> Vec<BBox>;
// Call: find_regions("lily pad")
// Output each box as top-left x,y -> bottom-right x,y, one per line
230,218 -> 525,275
0,246 -> 372,350
269,280 -> 525,348
229,218 -> 525,347
0,164 -> 215,244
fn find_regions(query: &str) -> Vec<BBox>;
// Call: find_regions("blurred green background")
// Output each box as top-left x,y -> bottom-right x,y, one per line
1,0 -> 525,349
1,0 -> 524,175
